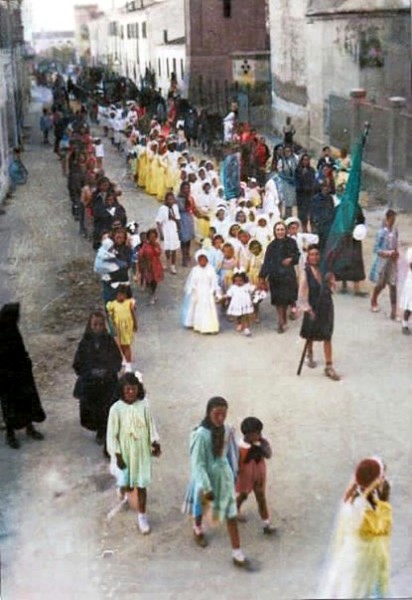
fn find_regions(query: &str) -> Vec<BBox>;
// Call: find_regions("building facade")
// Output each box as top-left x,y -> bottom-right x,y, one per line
88,0 -> 186,95
0,0 -> 30,202
269,0 -> 411,149
185,0 -> 270,121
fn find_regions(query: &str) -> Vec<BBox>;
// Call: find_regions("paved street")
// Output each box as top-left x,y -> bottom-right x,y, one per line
0,90 -> 411,599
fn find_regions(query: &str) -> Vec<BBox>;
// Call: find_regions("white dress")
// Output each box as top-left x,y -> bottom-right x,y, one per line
226,283 -> 255,316
400,272 -> 412,310
156,204 -> 181,251
400,249 -> 412,310
182,264 -> 220,333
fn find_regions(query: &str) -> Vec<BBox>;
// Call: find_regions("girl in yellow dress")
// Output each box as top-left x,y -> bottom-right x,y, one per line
107,285 -> 137,369
320,456 -> 392,599
146,142 -> 158,196
137,145 -> 147,188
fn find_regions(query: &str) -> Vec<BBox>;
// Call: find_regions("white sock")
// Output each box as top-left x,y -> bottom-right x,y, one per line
262,519 -> 271,526
232,548 -> 245,562
402,320 -> 409,328
193,524 -> 203,535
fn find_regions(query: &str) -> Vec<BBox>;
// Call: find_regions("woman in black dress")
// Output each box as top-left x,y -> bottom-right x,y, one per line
299,245 -> 340,380
295,153 -> 316,232
73,311 -> 123,447
259,221 -> 300,333
0,303 -> 46,448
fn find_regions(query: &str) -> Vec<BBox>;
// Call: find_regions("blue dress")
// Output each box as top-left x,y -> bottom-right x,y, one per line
176,194 -> 195,243
182,425 -> 238,521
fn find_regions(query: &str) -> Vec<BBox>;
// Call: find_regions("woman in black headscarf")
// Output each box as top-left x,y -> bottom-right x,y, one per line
73,311 -> 123,447
0,303 -> 46,448
259,221 -> 300,333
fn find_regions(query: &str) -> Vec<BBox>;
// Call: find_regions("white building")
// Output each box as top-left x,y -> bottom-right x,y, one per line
88,0 -> 186,94
32,31 -> 75,55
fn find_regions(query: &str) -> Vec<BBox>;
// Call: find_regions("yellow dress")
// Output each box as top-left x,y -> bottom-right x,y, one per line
247,252 -> 264,285
320,496 -> 392,599
156,155 -> 167,202
137,149 -> 147,188
106,298 -> 135,345
146,151 -> 158,196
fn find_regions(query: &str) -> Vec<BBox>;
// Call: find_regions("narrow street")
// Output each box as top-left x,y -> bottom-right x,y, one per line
0,89 -> 411,599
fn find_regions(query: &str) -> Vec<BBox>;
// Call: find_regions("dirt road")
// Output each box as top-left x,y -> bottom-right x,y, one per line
0,88 -> 411,599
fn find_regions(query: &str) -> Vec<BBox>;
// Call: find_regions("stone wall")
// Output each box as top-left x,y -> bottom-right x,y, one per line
268,0 -> 411,151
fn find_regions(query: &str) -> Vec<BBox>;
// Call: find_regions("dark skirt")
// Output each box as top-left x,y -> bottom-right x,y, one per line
331,236 -> 365,282
269,273 -> 298,307
0,368 -> 46,430
300,292 -> 334,341
74,374 -> 117,433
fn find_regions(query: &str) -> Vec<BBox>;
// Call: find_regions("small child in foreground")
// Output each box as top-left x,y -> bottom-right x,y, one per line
236,417 -> 276,534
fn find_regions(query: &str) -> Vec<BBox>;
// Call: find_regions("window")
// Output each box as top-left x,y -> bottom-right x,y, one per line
158,58 -> 161,77
127,24 -> 131,39
172,58 -> 176,77
166,58 -> 170,78
142,21 -> 147,38
136,22 -> 139,38
180,58 -> 184,79
223,0 -> 231,18
120,25 -> 124,39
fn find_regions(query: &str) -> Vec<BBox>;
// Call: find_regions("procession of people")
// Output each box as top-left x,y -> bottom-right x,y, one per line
1,77 -> 409,593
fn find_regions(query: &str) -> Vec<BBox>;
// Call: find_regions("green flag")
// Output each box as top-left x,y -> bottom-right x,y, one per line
323,127 -> 368,275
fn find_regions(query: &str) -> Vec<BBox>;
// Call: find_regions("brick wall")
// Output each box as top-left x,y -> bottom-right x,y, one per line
187,0 -> 268,91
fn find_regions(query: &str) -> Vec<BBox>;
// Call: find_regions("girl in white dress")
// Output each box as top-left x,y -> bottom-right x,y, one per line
225,269 -> 256,337
181,250 -> 221,334
400,246 -> 412,334
156,191 -> 181,274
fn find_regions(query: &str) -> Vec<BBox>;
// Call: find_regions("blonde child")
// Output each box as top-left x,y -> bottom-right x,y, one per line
225,270 -> 255,337
236,417 -> 275,534
247,239 -> 266,323
106,285 -> 137,370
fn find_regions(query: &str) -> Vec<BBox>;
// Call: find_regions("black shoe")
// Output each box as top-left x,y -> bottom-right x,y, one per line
26,425 -> 44,440
95,432 -> 104,445
7,433 -> 20,449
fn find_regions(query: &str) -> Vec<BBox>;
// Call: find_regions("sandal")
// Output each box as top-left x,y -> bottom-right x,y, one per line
324,365 -> 341,381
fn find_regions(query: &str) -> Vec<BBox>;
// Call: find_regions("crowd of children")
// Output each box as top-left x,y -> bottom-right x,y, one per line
39,90 -> 402,578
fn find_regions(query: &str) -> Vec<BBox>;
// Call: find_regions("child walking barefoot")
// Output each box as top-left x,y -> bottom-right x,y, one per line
236,417 -> 275,534
106,285 -> 137,371
182,397 -> 252,569
107,373 -> 161,534
225,269 -> 255,336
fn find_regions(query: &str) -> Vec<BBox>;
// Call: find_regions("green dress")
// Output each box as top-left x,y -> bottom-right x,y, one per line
107,398 -> 159,488
183,425 -> 238,522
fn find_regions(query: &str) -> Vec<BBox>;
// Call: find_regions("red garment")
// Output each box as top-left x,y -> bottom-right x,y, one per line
255,142 -> 270,168
235,444 -> 267,495
138,241 -> 164,283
